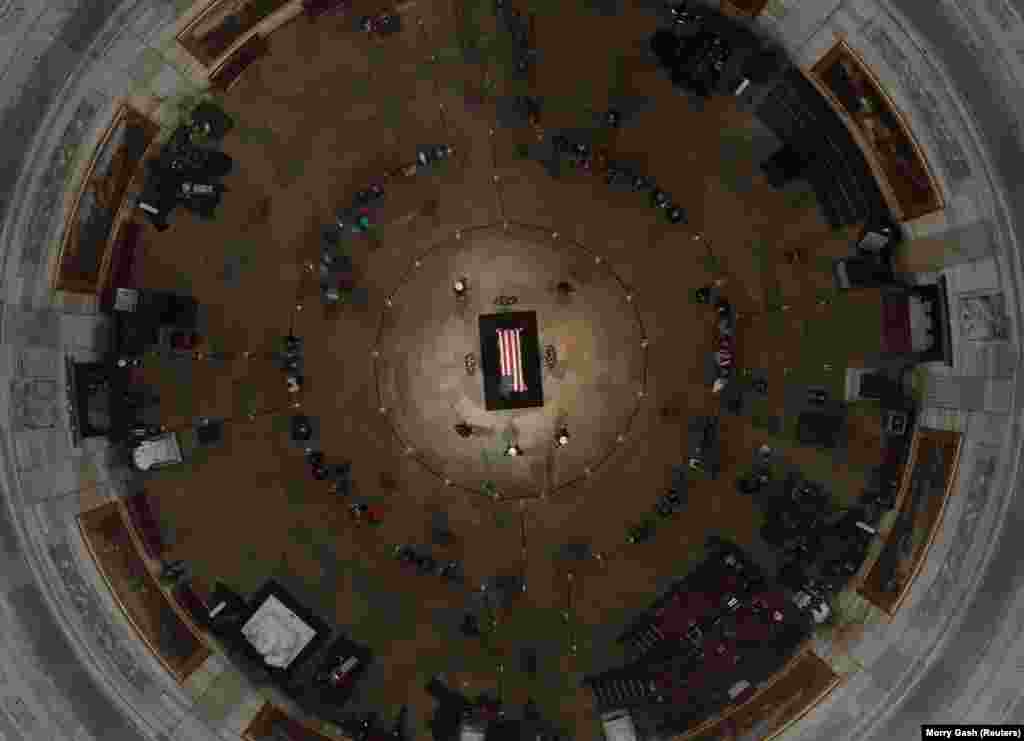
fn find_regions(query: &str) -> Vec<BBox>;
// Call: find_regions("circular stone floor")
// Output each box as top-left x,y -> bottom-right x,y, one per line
374,222 -> 647,498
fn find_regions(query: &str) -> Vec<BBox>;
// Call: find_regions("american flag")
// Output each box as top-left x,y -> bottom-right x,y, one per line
497,328 -> 527,393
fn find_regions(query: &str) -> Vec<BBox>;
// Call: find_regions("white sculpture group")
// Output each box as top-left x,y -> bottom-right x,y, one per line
241,596 -> 317,669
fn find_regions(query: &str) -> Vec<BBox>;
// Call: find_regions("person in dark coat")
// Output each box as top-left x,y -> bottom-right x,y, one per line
426,676 -> 472,741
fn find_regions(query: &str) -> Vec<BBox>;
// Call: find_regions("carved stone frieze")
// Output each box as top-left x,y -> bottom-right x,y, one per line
910,450 -> 997,627
11,378 -> 60,430
862,16 -> 972,184
22,94 -> 106,276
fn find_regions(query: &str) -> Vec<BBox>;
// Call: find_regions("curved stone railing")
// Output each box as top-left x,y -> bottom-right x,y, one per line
755,0 -> 1024,737
0,0 -> 1022,740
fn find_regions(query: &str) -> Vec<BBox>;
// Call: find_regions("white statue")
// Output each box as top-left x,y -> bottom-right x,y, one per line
246,612 -> 301,668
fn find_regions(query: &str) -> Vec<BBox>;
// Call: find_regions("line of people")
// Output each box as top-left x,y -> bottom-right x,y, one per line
494,0 -> 538,80
695,288 -> 736,393
284,333 -> 356,501
626,464 -> 692,543
393,544 -> 465,583
602,160 -> 688,225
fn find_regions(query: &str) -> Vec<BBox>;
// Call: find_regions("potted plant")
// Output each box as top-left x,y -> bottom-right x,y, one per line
159,89 -> 215,142
482,480 -> 499,500
905,365 -> 927,402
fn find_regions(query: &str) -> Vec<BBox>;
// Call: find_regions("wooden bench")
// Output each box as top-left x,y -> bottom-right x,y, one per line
99,220 -> 143,312
857,427 -> 962,614
78,502 -> 210,681
177,0 -> 292,67
173,581 -> 211,627
210,34 -> 270,92
123,491 -> 165,560
244,702 -> 345,740
671,649 -> 839,741
302,0 -> 350,19
55,107 -> 159,295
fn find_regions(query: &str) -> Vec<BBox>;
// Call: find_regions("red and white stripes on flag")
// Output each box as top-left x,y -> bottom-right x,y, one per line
497,328 -> 527,393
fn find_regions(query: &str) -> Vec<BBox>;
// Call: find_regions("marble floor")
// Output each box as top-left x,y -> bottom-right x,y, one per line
124,2 -> 885,736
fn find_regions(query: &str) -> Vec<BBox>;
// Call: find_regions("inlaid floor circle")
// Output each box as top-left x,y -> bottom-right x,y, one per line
374,222 -> 648,498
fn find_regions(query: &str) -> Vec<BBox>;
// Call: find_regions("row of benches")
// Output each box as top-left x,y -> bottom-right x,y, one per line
755,69 -> 890,230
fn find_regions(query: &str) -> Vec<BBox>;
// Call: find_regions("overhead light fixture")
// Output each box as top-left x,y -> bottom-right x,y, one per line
504,443 -> 522,457
454,277 -> 468,296
555,427 -> 570,447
